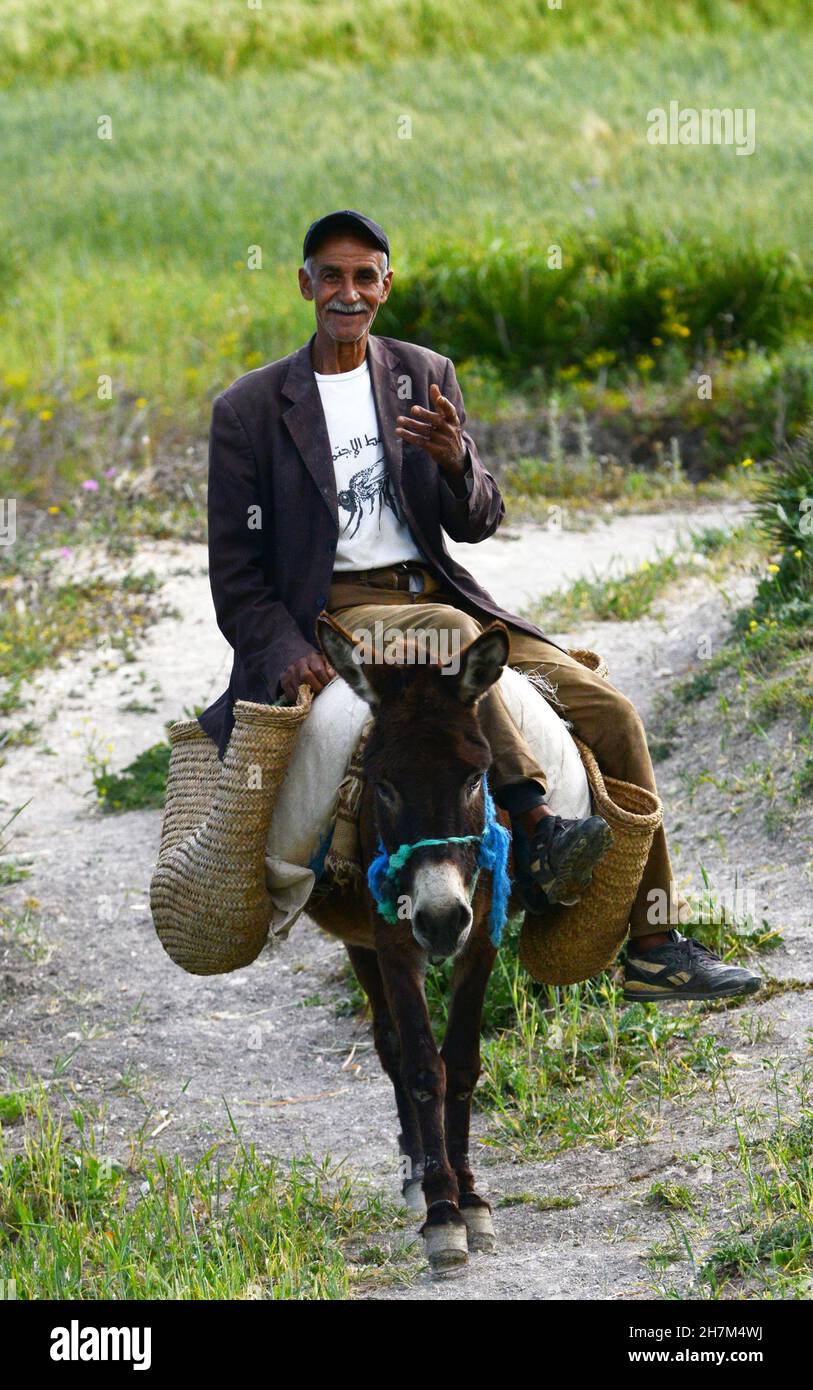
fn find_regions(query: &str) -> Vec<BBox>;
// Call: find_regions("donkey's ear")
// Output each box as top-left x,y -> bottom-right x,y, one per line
316,612 -> 379,708
454,622 -> 510,705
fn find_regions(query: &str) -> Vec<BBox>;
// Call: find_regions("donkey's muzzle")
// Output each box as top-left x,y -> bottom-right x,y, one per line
412,900 -> 472,960
410,861 -> 474,959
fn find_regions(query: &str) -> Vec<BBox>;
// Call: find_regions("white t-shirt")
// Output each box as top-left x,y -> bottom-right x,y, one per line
314,358 -> 425,572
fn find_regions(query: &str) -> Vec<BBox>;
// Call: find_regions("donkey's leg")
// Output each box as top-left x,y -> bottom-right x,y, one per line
345,945 -> 425,1214
378,943 -> 468,1272
442,931 -> 498,1252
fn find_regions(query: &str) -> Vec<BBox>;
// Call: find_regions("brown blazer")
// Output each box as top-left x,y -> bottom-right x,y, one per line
199,331 -> 556,755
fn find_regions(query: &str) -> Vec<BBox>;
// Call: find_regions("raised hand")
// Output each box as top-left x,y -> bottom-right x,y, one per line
396,382 -> 468,476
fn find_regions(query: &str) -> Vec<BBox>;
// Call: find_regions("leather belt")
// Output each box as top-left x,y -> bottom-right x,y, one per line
332,562 -> 430,593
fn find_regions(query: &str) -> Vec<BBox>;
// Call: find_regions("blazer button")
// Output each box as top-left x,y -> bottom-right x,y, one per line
316,594 -> 327,607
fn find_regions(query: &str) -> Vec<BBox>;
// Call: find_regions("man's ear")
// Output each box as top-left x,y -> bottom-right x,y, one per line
451,622 -> 510,705
298,265 -> 314,302
316,612 -> 379,708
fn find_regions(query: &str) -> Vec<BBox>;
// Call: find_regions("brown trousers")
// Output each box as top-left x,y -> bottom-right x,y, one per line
327,564 -> 672,935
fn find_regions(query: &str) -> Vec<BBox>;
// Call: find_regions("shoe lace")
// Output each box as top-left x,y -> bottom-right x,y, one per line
682,934 -> 720,964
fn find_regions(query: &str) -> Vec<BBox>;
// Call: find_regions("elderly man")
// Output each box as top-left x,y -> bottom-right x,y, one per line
200,209 -> 760,1004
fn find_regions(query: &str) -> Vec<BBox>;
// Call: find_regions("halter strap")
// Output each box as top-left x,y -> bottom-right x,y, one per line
367,774 -> 512,946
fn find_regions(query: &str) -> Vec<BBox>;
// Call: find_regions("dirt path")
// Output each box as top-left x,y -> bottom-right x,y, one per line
2,501 -> 811,1300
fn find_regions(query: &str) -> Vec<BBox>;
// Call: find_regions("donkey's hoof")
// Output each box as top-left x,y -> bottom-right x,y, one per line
402,1178 -> 427,1219
421,1202 -> 468,1275
460,1196 -> 496,1253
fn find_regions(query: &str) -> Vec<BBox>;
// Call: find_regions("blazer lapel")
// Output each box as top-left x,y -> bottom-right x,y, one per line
366,334 -> 404,504
281,335 -> 339,529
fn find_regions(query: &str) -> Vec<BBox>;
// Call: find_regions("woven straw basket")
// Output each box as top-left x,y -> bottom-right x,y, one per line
518,737 -> 662,986
150,685 -> 312,975
567,647 -> 609,680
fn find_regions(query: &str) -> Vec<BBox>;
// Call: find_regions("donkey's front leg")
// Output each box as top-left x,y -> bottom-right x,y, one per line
344,945 -> 425,1215
378,942 -> 468,1273
442,930 -> 498,1252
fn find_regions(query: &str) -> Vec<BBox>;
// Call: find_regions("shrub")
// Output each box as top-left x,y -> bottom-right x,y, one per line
378,227 -> 813,382
751,427 -> 813,612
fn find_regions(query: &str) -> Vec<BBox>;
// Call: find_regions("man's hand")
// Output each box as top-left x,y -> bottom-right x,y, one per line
280,651 -> 336,703
396,383 -> 468,477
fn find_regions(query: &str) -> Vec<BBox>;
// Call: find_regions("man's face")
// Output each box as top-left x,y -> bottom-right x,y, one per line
299,234 -> 393,344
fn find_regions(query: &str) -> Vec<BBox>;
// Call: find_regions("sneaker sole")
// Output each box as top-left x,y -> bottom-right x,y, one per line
534,820 -> 614,906
623,977 -> 762,1003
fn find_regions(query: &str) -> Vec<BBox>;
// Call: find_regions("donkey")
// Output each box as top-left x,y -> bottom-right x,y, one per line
308,610 -> 522,1273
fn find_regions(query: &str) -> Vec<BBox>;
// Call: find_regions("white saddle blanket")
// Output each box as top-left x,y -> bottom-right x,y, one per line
264,666 -> 591,939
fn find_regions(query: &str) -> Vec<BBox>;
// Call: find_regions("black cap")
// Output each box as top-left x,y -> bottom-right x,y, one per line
303,210 -> 390,263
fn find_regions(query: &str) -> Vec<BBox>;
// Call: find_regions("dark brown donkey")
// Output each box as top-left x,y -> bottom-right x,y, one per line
308,611 -> 520,1273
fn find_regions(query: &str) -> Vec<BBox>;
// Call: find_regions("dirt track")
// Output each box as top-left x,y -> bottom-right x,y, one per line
3,500 -> 811,1299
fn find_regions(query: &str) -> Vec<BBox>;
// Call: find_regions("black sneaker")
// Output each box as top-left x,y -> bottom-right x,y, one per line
624,930 -> 762,1002
513,813 -> 613,910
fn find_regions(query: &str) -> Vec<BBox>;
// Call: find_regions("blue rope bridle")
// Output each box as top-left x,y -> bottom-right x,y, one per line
366,774 -> 512,947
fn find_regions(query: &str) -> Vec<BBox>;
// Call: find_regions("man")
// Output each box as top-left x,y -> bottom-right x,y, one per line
200,209 -> 760,1004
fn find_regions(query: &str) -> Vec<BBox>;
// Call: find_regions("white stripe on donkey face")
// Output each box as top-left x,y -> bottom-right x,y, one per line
410,862 -> 473,961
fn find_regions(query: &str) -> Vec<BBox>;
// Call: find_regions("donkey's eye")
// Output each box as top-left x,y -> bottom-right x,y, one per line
466,775 -> 483,797
375,780 -> 397,807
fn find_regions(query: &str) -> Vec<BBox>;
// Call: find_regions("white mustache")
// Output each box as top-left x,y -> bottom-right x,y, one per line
326,301 -> 368,314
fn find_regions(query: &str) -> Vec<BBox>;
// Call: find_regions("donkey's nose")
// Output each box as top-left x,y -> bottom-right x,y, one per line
411,862 -> 473,958
412,900 -> 473,960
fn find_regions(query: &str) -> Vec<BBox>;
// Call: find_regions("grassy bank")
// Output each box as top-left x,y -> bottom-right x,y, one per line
654,433 -> 813,812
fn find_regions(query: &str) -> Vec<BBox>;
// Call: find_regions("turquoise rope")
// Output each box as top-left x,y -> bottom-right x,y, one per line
367,774 -> 512,946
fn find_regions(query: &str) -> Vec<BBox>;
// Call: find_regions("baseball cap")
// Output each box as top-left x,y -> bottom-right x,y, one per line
302,210 -> 390,263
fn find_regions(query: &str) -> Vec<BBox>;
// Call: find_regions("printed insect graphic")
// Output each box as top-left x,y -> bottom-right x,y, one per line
337,458 -> 403,537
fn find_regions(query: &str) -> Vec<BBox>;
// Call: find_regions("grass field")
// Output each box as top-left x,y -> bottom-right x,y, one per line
1,1 -> 809,82
2,6 -> 813,503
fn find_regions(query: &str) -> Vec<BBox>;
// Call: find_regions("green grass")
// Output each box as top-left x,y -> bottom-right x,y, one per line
0,1092 -> 407,1298
3,1 -> 809,84
405,886 -> 778,1161
523,520 -> 759,627
497,1192 -> 580,1212
647,1181 -> 696,1212
672,1115 -> 813,1298
527,552 -> 686,626
0,1092 -> 27,1125
0,900 -> 47,964
474,963 -> 731,1158
91,741 -> 172,813
3,19 -> 813,502
425,925 -> 744,1159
